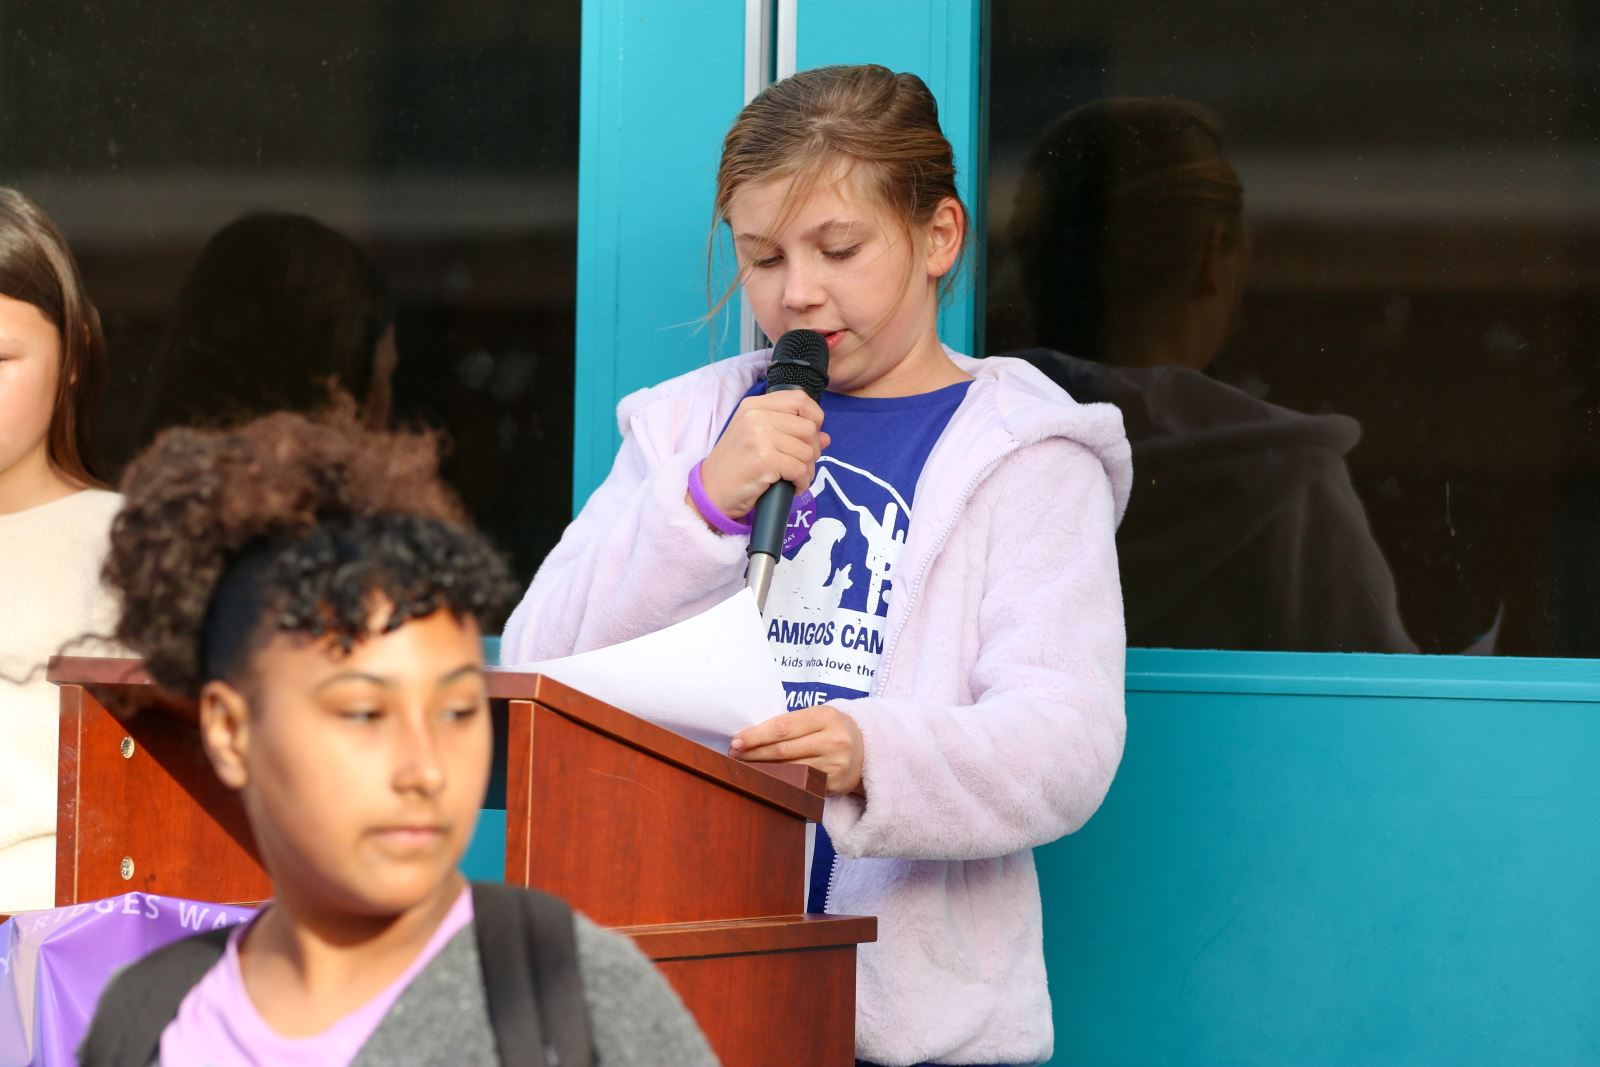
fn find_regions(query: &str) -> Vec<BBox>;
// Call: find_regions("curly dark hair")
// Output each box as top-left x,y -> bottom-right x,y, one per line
105,404 -> 516,698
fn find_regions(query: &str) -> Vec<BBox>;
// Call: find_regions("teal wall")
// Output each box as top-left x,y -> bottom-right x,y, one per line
1037,649 -> 1600,1065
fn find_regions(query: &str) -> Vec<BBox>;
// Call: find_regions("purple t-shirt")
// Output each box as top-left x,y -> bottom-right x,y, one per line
159,887 -> 473,1066
759,381 -> 971,712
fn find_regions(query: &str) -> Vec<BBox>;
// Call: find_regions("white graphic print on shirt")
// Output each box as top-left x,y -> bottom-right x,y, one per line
762,456 -> 910,707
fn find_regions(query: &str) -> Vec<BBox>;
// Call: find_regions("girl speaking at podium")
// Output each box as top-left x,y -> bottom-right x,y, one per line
504,65 -> 1131,1067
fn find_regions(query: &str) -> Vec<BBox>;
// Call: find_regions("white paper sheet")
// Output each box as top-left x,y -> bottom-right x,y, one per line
511,588 -> 785,751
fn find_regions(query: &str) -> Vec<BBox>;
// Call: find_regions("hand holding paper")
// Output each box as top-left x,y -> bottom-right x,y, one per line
508,588 -> 786,751
731,704 -> 865,796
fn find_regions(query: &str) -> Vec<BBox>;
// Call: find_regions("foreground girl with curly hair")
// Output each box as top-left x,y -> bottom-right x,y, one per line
81,407 -> 717,1067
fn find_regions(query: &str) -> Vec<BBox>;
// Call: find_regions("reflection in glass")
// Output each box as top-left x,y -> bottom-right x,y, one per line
0,3 -> 579,620
986,0 -> 1600,656
137,212 -> 397,439
1002,99 -> 1414,652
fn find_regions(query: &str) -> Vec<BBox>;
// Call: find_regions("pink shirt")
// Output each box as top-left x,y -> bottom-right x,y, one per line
159,888 -> 473,1066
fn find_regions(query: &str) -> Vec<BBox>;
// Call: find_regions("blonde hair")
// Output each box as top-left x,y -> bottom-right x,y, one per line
708,64 -> 969,328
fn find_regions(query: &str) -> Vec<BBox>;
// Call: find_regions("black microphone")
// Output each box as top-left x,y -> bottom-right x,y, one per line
747,329 -> 830,611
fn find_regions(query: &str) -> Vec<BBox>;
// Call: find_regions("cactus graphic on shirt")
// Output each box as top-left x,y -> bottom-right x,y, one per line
812,463 -> 906,615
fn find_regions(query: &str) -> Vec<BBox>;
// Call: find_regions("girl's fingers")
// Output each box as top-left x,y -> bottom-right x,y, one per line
758,411 -> 827,449
737,427 -> 822,494
744,390 -> 825,427
734,737 -> 826,763
732,708 -> 817,752
769,439 -> 819,486
732,707 -> 863,795
702,394 -> 829,515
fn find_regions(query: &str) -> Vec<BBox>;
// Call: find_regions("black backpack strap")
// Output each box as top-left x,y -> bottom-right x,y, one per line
78,927 -> 232,1067
472,882 -> 595,1067
520,888 -> 595,1067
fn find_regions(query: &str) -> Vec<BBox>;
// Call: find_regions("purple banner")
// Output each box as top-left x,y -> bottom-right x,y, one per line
0,892 -> 254,1066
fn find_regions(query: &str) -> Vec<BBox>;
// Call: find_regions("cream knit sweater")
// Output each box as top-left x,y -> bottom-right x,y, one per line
0,488 -> 122,912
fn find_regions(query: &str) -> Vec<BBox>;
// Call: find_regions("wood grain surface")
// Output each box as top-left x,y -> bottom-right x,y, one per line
54,683 -> 269,905
505,696 -> 812,925
655,945 -> 861,1066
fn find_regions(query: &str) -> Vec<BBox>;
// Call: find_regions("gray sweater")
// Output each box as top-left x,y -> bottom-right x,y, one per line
139,916 -> 718,1066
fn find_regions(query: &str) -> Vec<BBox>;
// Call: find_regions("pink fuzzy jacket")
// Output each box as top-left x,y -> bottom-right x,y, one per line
502,349 -> 1132,1066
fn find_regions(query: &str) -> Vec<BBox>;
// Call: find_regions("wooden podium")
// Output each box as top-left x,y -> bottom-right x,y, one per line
48,657 -> 874,1066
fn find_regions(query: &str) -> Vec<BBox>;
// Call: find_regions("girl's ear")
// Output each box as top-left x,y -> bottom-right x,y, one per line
923,196 -> 965,280
199,680 -> 254,790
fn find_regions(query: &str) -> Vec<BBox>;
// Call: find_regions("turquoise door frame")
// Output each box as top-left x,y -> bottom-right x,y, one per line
572,2 -> 748,508
559,3 -> 1600,1064
791,1 -> 985,360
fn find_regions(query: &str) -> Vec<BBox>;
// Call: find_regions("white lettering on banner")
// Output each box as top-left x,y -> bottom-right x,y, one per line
177,902 -> 212,931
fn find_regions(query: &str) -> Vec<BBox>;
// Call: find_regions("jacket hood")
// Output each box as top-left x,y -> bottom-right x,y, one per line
949,350 -> 1131,523
618,347 -> 1133,524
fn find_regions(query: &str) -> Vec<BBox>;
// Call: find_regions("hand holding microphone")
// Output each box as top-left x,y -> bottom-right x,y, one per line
694,330 -> 831,611
697,391 -> 829,521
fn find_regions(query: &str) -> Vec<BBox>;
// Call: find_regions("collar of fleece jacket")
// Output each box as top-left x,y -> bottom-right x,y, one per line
617,346 -> 1133,528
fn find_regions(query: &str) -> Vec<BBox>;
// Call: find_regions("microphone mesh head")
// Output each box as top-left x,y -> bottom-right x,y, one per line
767,329 -> 830,399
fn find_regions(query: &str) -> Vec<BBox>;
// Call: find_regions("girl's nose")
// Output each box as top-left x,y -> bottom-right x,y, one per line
782,263 -> 825,312
393,717 -> 447,796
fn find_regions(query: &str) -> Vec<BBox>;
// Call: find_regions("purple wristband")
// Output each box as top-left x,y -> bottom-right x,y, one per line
688,460 -> 752,536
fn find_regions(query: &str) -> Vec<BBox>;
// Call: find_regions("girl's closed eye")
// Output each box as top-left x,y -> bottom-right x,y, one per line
440,702 -> 481,723
335,706 -> 385,724
823,244 -> 860,261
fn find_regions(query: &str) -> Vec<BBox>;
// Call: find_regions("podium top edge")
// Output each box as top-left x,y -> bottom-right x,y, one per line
497,672 -> 827,820
615,913 -> 878,961
47,657 -> 828,820
48,655 -> 151,686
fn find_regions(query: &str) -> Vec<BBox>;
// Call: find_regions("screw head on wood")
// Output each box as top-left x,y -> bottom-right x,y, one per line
120,857 -> 134,880
120,736 -> 135,759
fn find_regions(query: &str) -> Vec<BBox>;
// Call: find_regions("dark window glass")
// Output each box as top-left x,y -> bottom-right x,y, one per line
0,2 -> 578,622
986,0 -> 1598,655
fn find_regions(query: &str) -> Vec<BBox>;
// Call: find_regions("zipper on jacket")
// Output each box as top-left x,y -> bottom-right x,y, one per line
830,451 -> 1010,915
823,852 -> 842,914
872,449 -> 1014,696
